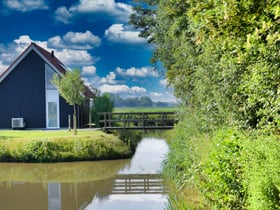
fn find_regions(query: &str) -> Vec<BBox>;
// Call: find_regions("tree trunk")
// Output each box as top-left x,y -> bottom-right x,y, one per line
73,104 -> 77,135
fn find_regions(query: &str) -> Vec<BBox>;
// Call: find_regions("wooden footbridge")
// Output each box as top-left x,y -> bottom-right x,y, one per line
98,112 -> 177,130
112,174 -> 167,194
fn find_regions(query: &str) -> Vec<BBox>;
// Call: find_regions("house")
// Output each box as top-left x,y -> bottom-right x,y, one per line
0,43 -> 94,129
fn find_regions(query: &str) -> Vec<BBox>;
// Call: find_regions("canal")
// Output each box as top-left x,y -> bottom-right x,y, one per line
0,137 -> 169,210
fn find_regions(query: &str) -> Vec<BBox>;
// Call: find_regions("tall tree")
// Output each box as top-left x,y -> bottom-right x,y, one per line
131,0 -> 280,131
91,93 -> 114,127
52,69 -> 85,135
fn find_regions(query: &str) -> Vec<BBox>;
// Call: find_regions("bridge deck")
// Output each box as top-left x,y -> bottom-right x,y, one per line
98,112 -> 177,130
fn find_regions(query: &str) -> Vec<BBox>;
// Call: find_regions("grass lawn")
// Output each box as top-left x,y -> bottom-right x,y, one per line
0,129 -> 102,140
113,106 -> 178,113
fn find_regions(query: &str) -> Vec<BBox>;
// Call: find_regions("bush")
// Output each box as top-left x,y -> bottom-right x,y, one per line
164,122 -> 280,209
242,132 -> 280,209
0,134 -> 132,162
198,128 -> 246,209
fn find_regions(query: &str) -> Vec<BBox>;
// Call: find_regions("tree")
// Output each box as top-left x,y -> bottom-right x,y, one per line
131,0 -> 280,131
91,93 -> 114,127
139,96 -> 153,107
52,69 -> 85,135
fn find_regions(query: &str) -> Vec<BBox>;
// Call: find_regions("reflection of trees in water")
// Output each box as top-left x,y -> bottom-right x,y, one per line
0,160 -> 130,210
0,176 -> 116,210
0,159 -> 129,183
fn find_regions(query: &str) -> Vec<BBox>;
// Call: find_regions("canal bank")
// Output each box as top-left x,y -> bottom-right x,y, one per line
0,137 -> 169,210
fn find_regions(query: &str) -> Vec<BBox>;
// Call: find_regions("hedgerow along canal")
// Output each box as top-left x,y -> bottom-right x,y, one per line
0,137 -> 169,210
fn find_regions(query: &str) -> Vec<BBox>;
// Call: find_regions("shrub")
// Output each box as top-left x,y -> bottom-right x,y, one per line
0,134 -> 132,162
198,128 -> 246,209
242,132 -> 280,209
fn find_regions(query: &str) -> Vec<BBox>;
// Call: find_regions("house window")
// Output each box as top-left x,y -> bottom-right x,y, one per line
48,102 -> 58,128
45,65 -> 57,90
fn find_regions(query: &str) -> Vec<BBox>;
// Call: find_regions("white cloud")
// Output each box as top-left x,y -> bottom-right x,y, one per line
159,79 -> 168,86
48,31 -> 101,50
99,84 -> 146,94
116,66 -> 158,78
54,6 -> 71,24
0,61 -> 8,74
150,92 -> 163,98
100,72 -> 117,84
105,24 -> 146,44
150,91 -> 177,103
54,0 -> 132,24
3,0 -> 48,12
81,66 -> 96,76
0,35 -> 97,71
54,49 -> 95,66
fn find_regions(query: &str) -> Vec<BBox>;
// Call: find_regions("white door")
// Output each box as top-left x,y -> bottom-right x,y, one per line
46,90 -> 60,129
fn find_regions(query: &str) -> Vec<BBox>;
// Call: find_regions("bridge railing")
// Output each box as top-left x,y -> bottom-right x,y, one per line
112,174 -> 168,194
98,112 -> 177,130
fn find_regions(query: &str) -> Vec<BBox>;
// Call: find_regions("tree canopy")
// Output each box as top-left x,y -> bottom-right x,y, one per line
52,69 -> 85,135
130,0 -> 280,131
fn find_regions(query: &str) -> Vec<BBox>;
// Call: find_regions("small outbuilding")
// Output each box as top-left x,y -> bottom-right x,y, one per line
0,43 -> 94,129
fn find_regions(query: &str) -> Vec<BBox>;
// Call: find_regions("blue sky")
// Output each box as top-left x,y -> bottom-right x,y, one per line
0,0 -> 176,102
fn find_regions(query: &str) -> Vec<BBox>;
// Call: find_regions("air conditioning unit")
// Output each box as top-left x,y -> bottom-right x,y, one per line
11,118 -> 25,129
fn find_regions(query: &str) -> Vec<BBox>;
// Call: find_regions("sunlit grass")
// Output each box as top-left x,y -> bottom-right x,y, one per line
0,129 -> 102,140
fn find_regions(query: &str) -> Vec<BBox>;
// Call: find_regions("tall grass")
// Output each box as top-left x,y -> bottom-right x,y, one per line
163,114 -> 280,209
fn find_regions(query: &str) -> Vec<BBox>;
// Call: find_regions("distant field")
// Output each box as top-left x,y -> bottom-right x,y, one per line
113,106 -> 178,113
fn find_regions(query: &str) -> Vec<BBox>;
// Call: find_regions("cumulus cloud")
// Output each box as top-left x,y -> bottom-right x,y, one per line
105,24 -> 146,44
0,61 -> 8,74
54,0 -> 132,24
48,31 -> 101,50
116,66 -> 158,78
2,0 -> 48,13
81,66 -> 96,76
150,91 -> 177,103
100,72 -> 117,84
159,79 -> 168,86
0,35 -> 97,70
99,84 -> 146,94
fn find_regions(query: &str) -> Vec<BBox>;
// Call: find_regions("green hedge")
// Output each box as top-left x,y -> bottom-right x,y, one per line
164,120 -> 280,209
0,134 -> 132,162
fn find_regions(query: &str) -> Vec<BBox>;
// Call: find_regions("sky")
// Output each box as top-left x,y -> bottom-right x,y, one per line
0,0 -> 176,103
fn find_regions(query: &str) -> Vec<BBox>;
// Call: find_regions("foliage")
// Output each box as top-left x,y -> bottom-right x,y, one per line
131,0 -> 280,130
242,132 -> 280,209
52,69 -> 85,135
131,1 -> 280,208
91,93 -> 114,126
0,132 -> 132,162
198,128 -> 246,209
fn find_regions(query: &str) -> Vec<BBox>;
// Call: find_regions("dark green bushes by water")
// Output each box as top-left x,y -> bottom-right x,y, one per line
0,134 -> 132,162
164,117 -> 280,209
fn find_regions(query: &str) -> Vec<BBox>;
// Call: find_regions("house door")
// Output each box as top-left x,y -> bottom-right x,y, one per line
46,91 -> 60,129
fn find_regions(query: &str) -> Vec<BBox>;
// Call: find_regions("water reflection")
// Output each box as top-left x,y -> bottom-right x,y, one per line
0,138 -> 169,210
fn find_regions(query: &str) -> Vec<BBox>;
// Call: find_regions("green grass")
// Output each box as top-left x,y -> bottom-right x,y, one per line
0,129 -> 132,162
113,106 -> 178,113
0,129 -> 103,140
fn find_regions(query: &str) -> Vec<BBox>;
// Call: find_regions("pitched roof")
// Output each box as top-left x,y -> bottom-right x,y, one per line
0,42 -> 94,98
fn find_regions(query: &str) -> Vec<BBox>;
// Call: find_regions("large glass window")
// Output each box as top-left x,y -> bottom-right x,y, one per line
48,102 -> 58,128
45,65 -> 57,90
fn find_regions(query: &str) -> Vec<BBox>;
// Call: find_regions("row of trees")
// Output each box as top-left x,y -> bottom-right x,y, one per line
109,94 -> 173,107
131,0 -> 280,131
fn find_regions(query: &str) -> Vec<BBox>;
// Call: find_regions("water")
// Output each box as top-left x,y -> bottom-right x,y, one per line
0,137 -> 169,210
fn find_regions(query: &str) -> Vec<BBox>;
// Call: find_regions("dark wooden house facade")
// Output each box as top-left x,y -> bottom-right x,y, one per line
0,43 -> 93,129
